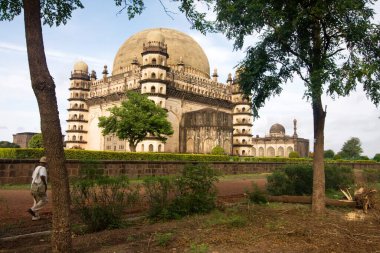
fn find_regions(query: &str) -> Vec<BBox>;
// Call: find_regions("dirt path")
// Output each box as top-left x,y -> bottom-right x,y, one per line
0,178 -> 266,222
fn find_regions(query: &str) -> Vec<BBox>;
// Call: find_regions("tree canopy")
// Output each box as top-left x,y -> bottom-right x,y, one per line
28,133 -> 44,148
324,149 -> 335,159
208,0 -> 380,213
98,91 -> 174,152
338,137 -> 363,160
0,141 -> 20,148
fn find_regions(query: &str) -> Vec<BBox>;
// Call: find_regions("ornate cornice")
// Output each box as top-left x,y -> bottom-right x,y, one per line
166,85 -> 233,109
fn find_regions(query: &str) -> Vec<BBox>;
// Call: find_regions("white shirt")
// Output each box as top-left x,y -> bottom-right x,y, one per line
31,165 -> 47,185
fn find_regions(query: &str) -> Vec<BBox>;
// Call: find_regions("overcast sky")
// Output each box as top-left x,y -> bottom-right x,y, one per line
0,1 -> 379,157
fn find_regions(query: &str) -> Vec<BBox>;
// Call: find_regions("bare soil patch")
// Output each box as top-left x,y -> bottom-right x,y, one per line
1,178 -> 380,253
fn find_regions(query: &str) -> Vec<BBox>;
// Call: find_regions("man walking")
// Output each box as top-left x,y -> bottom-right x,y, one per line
27,156 -> 48,220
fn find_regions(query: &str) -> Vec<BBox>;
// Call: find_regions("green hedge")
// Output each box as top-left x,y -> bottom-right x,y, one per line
0,148 -> 231,162
0,148 -> 378,164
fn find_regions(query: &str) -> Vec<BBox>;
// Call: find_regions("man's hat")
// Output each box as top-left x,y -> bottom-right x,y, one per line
39,156 -> 47,163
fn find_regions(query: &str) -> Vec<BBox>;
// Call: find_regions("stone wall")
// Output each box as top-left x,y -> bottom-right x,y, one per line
1,159 -> 379,184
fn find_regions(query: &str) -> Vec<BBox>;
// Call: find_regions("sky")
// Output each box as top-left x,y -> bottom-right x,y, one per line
0,1 -> 379,157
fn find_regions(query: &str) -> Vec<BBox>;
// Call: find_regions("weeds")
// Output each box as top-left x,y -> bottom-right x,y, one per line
155,232 -> 173,246
189,243 -> 209,253
205,210 -> 247,228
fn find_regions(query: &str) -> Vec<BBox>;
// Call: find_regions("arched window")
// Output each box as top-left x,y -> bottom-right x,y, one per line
73,125 -> 77,130
72,135 -> 76,141
149,144 -> 154,152
151,72 -> 156,79
242,139 -> 246,144
242,129 -> 246,134
79,136 -> 83,141
267,147 -> 275,157
158,144 -> 162,152
160,87 -> 163,93
152,58 -> 157,64
79,125 -> 83,130
278,147 -> 284,157
73,114 -> 78,120
242,107 -> 246,112
242,150 -> 246,155
141,144 -> 144,152
259,147 -> 264,156
151,86 -> 156,93
159,101 -> 163,107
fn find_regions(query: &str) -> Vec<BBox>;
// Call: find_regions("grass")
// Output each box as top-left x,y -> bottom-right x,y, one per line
219,173 -> 271,181
0,183 -> 30,190
205,210 -> 248,228
189,243 -> 209,253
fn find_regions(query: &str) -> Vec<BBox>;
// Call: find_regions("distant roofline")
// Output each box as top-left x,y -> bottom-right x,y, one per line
13,132 -> 40,135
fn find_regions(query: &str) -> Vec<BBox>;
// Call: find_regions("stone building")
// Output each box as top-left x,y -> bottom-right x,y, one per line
251,119 -> 309,157
12,132 -> 38,148
65,28 -> 254,155
65,28 -> 310,156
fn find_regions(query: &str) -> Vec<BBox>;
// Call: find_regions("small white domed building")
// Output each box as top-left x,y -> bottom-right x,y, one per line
65,27 -> 309,156
251,120 -> 309,157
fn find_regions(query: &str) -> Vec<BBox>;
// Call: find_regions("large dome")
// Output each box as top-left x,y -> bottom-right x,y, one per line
112,28 -> 210,78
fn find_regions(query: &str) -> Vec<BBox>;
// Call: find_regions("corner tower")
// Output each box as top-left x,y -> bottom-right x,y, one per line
65,61 -> 90,149
231,74 -> 253,156
139,30 -> 170,152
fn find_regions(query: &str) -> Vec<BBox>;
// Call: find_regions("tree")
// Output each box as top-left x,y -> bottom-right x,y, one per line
289,151 -> 300,158
211,145 -> 225,155
373,153 -> 380,162
0,1 -> 86,251
0,0 -> 209,250
0,141 -> 20,148
98,91 -> 174,152
338,137 -> 363,160
210,0 -> 380,213
28,133 -> 44,148
324,149 -> 335,159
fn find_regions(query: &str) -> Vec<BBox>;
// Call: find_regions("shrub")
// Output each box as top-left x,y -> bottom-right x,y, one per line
143,176 -> 174,219
362,169 -> 380,184
267,171 -> 294,196
288,151 -> 300,158
211,145 -> 225,155
168,163 -> 219,218
267,164 -> 354,196
71,162 -> 139,232
246,183 -> 268,204
325,164 -> 354,190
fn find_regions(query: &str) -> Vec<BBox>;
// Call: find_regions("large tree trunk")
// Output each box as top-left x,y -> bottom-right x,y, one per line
310,16 -> 327,214
129,143 -> 137,152
23,0 -> 72,252
311,97 -> 326,214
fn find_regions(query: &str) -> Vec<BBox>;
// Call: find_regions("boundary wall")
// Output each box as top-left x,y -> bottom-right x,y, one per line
1,159 -> 379,184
